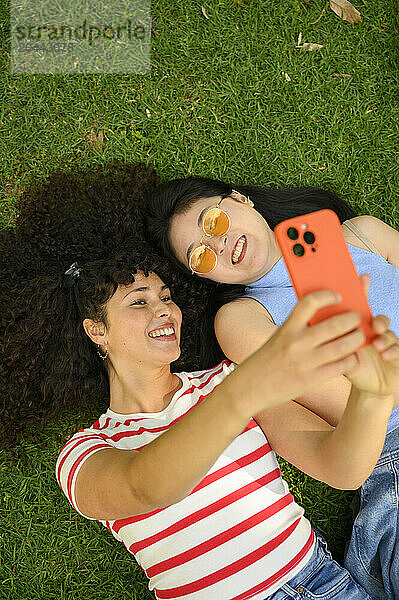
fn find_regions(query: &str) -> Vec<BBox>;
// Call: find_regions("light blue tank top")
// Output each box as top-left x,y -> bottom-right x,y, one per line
244,230 -> 399,433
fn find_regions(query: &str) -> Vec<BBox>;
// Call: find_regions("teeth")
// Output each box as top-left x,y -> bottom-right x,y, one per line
148,327 -> 175,338
232,236 -> 245,264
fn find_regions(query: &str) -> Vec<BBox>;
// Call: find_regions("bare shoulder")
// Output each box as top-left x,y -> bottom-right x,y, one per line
214,298 -> 277,364
347,215 -> 398,260
347,214 -> 398,236
215,296 -> 275,324
348,215 -> 383,233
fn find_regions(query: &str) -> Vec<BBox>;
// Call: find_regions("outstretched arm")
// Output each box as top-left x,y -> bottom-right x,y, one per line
75,290 -> 367,520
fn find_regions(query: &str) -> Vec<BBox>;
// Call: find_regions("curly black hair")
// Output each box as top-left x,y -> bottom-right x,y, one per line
0,163 -> 211,448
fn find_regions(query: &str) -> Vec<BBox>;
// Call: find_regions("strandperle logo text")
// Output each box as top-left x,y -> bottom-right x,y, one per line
15,19 -> 146,45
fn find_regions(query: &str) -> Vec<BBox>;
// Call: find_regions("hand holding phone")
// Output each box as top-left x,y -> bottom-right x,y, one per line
274,209 -> 376,350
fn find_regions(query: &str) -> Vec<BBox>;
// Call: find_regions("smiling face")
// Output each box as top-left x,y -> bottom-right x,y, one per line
168,191 -> 280,285
84,271 -> 182,370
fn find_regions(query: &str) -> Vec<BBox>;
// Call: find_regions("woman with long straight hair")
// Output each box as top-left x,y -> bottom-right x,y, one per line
144,176 -> 399,599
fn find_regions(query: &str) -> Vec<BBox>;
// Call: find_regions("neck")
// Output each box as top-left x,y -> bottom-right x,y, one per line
107,362 -> 182,415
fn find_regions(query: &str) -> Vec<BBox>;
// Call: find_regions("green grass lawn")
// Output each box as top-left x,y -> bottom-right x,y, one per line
1,0 -> 398,598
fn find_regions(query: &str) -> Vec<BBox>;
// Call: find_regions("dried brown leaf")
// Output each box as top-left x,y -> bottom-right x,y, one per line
329,0 -> 361,23
87,129 -> 104,151
201,6 -> 209,19
332,73 -> 352,78
300,42 -> 324,51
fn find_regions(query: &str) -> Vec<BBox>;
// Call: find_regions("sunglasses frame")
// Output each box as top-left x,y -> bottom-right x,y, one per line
188,195 -> 232,275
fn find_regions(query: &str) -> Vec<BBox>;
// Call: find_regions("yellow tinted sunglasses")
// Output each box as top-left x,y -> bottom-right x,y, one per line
188,195 -> 232,274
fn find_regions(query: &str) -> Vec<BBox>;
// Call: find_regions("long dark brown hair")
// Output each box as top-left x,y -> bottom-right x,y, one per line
144,176 -> 358,366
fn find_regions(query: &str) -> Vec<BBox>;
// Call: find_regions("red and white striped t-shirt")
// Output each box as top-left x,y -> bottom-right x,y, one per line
56,360 -> 315,600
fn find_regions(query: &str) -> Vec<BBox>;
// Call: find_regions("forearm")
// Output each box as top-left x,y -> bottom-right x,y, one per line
318,387 -> 394,489
131,341 -> 300,509
130,377 -> 252,509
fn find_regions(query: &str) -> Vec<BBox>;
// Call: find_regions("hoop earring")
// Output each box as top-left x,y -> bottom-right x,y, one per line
97,342 -> 109,360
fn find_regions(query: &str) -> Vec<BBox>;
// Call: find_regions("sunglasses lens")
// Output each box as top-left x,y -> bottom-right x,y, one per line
189,246 -> 217,274
203,208 -> 230,236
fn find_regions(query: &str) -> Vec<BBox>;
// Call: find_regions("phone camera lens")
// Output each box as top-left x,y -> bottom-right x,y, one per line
303,231 -> 315,244
293,244 -> 305,257
287,227 -> 299,240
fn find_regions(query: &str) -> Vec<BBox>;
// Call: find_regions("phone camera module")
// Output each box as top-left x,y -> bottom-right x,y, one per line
287,227 -> 299,240
293,244 -> 305,257
303,231 -> 315,244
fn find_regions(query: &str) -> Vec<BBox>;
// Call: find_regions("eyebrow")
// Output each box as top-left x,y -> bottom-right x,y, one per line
186,206 -> 209,264
123,284 -> 169,299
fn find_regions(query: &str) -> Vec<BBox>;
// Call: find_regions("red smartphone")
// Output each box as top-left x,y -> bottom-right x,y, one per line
274,209 -> 376,349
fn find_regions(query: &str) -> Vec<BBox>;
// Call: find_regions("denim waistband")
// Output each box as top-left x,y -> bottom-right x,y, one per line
386,407 -> 399,434
378,426 -> 399,464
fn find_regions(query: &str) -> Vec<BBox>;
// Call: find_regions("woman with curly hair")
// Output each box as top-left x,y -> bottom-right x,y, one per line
144,175 -> 399,599
1,164 -> 399,600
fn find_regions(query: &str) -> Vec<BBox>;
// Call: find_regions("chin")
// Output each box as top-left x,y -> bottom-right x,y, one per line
164,347 -> 181,362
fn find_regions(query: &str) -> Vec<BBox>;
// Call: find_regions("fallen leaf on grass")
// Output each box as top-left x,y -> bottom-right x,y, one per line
145,108 -> 151,118
297,42 -> 324,51
87,129 -> 104,151
282,72 -> 291,81
296,33 -> 323,51
330,0 -> 361,23
201,6 -> 209,19
332,73 -> 352,78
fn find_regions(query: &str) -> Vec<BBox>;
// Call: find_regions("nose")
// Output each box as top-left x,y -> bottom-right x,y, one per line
207,235 -> 227,255
154,300 -> 171,319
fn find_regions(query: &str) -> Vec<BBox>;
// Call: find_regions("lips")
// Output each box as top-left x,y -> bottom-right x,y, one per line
231,235 -> 247,265
148,322 -> 177,341
149,331 -> 176,342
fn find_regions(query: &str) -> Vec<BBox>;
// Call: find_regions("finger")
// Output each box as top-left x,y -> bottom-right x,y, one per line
359,273 -> 370,296
373,330 -> 397,352
314,327 -> 365,367
372,314 -> 390,335
318,352 -> 359,381
289,290 -> 342,333
309,310 -> 362,347
381,345 -> 399,361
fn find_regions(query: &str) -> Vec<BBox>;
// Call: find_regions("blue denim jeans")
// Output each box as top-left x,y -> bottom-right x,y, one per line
267,530 -> 371,599
344,426 -> 399,600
